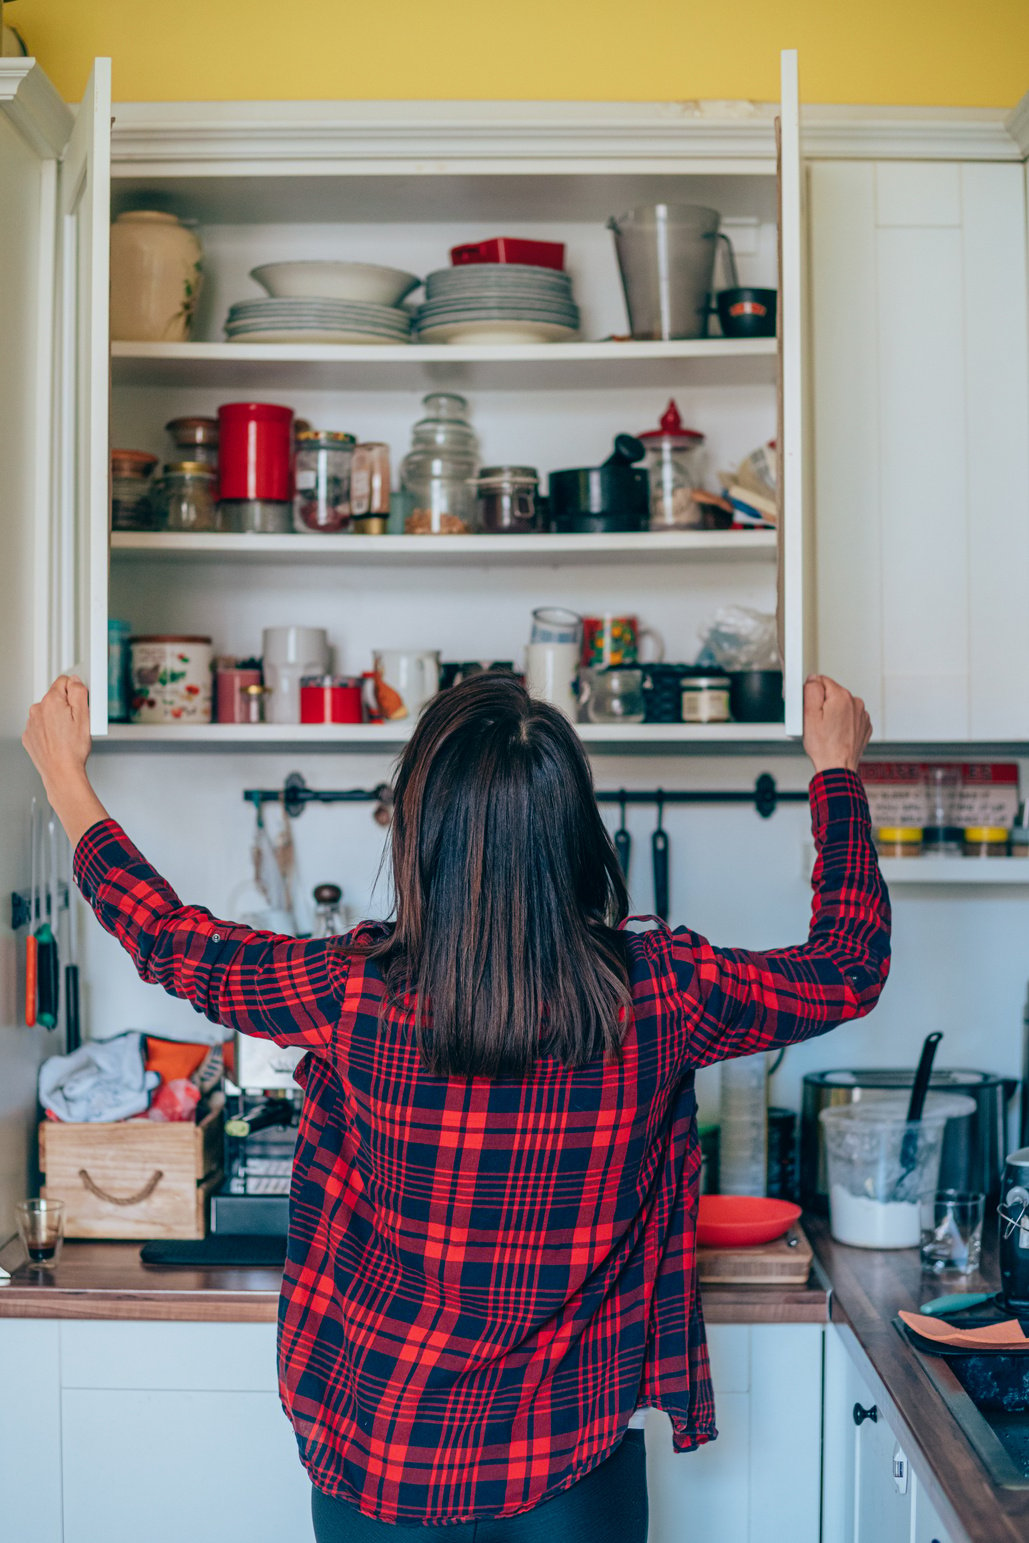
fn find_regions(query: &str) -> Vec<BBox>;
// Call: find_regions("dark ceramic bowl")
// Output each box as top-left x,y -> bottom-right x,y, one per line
716,287 -> 778,339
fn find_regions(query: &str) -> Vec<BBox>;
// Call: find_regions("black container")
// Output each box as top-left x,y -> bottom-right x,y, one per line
729,668 -> 785,723
642,663 -> 692,723
767,1107 -> 798,1201
549,434 -> 649,533
716,286 -> 778,339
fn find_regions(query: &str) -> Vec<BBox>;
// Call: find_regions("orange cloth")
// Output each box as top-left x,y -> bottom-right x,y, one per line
899,1310 -> 1029,1350
144,1036 -> 208,1085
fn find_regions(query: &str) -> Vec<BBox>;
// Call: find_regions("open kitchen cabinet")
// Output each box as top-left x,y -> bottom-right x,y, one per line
3,50 -> 812,752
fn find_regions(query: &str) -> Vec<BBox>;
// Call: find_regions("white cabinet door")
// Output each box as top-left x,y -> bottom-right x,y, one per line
778,49 -> 814,738
811,160 -> 1029,741
823,1325 -> 913,1543
911,1472 -> 955,1543
54,59 -> 111,735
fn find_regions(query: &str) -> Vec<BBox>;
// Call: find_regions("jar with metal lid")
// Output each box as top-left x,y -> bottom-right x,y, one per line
153,461 -> 220,532
293,430 -> 356,533
473,466 -> 540,534
680,672 -> 731,724
964,827 -> 1010,857
241,683 -> 272,724
111,449 -> 159,531
166,416 -> 219,468
876,827 -> 924,858
401,392 -> 478,534
638,400 -> 705,530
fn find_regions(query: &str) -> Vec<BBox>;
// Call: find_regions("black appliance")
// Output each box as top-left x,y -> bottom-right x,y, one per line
999,1147 -> 1029,1310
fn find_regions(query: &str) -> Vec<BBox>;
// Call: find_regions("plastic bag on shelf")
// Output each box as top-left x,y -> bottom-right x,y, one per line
696,606 -> 781,670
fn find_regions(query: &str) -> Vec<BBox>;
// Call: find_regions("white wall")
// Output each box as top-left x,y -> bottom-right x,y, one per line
80,745 -> 1029,1130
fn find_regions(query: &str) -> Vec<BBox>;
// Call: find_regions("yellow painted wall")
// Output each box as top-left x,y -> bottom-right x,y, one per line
13,0 -> 1029,108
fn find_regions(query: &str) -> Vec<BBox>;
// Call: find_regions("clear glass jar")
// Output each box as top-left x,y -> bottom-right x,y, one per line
963,827 -> 1010,857
877,827 -> 924,858
165,416 -> 219,469
351,442 -> 391,518
152,461 -> 219,533
111,450 -> 159,531
312,883 -> 346,938
474,466 -> 540,534
400,392 -> 478,534
293,430 -> 356,533
638,400 -> 705,530
582,667 -> 646,724
680,672 -> 731,723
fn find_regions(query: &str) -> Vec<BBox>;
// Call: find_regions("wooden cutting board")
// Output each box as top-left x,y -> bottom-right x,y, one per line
697,1224 -> 812,1285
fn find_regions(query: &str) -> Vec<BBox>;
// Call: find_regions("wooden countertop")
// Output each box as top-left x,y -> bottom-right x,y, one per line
0,1235 -> 827,1325
808,1214 -> 1029,1543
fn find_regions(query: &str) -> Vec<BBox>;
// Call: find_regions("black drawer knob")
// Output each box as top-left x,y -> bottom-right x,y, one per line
853,1402 -> 878,1426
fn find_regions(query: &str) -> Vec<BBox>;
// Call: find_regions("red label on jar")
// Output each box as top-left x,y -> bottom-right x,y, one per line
300,680 -> 363,724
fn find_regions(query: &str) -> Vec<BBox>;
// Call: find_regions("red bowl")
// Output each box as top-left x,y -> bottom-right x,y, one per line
697,1195 -> 801,1248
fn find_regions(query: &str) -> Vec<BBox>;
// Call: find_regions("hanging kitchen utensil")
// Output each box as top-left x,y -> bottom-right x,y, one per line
25,798 -> 38,1028
893,1032 -> 944,1197
34,810 -> 59,1030
64,829 -> 80,1053
614,791 -> 631,882
652,791 -> 669,923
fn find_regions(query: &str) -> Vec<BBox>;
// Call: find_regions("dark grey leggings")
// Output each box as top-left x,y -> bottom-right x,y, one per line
311,1431 -> 648,1543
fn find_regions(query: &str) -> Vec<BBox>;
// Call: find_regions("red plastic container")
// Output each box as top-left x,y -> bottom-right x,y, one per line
300,675 -> 363,724
450,238 -> 565,271
696,1195 -> 801,1249
218,402 -> 294,502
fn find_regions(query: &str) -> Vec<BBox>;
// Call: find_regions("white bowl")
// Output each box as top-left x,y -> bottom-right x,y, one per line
250,261 -> 421,306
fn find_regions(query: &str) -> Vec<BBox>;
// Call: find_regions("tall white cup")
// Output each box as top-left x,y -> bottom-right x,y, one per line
262,626 -> 329,724
372,649 -> 441,719
525,641 -> 579,719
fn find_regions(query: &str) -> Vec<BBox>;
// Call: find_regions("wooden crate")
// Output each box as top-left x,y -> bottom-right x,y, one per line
40,1109 -> 223,1240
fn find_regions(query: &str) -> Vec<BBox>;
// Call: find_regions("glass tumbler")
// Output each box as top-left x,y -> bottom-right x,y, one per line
16,1198 -> 65,1270
920,1190 -> 985,1275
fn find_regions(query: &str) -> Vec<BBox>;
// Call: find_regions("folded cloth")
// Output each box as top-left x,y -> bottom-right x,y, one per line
899,1311 -> 1029,1350
39,1032 -> 159,1123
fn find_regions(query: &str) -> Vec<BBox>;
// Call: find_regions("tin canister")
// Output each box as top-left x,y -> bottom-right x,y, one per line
130,635 -> 213,724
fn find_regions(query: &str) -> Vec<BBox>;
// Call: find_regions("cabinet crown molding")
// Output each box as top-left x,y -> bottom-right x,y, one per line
107,98 -> 1025,171
0,58 -> 73,157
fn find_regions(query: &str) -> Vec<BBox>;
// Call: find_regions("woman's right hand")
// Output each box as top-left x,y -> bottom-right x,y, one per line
803,676 -> 872,775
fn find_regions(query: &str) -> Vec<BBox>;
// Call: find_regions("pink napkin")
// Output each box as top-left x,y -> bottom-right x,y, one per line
899,1310 -> 1029,1350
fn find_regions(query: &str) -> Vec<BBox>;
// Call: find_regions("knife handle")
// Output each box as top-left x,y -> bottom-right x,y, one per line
652,828 -> 669,922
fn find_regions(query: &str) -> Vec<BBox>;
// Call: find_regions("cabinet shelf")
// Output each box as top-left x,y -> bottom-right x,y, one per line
877,858 -> 1029,886
110,529 -> 777,566
110,337 -> 778,391
98,721 -> 791,750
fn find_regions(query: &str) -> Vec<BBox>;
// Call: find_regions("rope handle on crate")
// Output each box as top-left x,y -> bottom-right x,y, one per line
78,1168 -> 164,1207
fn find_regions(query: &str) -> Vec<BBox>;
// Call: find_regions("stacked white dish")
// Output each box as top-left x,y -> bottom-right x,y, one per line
225,262 -> 421,344
413,264 -> 580,344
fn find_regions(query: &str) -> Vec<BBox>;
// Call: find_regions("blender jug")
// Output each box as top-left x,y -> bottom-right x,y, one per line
608,204 -> 721,341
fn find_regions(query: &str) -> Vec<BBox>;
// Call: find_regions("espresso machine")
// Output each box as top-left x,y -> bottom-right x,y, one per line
209,1033 -> 304,1237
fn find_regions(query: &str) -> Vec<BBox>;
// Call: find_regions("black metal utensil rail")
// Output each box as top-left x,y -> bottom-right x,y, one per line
243,771 -> 808,821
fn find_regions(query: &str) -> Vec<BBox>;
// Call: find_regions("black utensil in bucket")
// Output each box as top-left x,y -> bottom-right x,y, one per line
893,1032 -> 944,1197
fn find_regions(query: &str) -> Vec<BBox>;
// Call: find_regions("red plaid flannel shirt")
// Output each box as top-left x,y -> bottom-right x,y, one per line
74,768 -> 889,1524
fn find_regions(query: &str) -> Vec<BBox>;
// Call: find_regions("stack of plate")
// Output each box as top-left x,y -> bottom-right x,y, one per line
224,298 -> 413,345
413,265 -> 579,345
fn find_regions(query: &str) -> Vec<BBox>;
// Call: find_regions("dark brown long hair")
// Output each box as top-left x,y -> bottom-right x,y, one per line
360,673 -> 631,1078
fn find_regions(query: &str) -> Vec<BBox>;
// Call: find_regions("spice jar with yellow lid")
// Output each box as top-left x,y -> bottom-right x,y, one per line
963,827 -> 1010,858
876,828 -> 923,858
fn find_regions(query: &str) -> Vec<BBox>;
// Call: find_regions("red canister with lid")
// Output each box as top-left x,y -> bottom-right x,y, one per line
218,402 -> 294,502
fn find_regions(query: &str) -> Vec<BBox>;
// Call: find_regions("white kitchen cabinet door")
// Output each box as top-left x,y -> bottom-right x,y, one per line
54,59 -> 111,735
823,1325 -> 914,1543
778,49 -> 814,738
911,1472 -> 955,1543
811,160 -> 1029,741
0,1321 -> 63,1543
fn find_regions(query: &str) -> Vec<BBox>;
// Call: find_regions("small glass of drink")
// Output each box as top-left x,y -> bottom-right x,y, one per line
16,1198 -> 65,1271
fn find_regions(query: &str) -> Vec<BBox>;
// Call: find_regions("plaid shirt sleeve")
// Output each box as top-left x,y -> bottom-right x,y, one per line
668,768 -> 891,1068
73,818 -> 350,1049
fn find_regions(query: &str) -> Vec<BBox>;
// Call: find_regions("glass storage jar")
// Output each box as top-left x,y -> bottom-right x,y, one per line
153,461 -> 219,532
877,827 -> 924,858
400,392 -> 478,534
680,671 -> 731,723
638,400 -> 705,530
293,430 -> 356,533
166,416 -> 219,468
111,449 -> 159,531
582,667 -> 646,724
351,442 -> 391,522
473,466 -> 540,533
963,827 -> 1010,857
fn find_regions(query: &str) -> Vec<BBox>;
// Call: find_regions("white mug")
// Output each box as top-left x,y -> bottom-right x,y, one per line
262,626 -> 329,724
525,641 -> 578,719
372,649 -> 440,720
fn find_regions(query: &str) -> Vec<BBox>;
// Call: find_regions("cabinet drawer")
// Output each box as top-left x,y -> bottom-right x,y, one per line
60,1320 -> 278,1391
706,1325 -> 750,1393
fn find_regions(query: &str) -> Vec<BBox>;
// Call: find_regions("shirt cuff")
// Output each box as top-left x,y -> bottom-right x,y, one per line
73,817 -> 141,903
809,768 -> 873,841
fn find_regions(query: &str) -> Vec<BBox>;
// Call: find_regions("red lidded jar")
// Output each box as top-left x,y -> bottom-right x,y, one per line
217,402 -> 295,502
300,674 -> 364,724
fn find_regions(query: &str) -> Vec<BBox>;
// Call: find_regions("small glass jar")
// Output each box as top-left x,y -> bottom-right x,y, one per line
351,442 -> 391,518
293,430 -> 356,533
583,667 -> 646,724
963,826 -> 1010,857
400,393 -> 478,535
473,466 -> 540,534
111,450 -> 159,531
166,416 -> 219,469
680,672 -> 731,724
638,400 -> 705,530
312,883 -> 346,938
877,827 -> 924,858
153,461 -> 219,533
242,683 -> 272,724
922,827 -> 964,857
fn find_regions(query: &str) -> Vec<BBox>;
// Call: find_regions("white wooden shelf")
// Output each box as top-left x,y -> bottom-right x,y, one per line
877,857 -> 1029,886
110,529 -> 777,566
109,337 -> 778,391
97,721 -> 790,750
